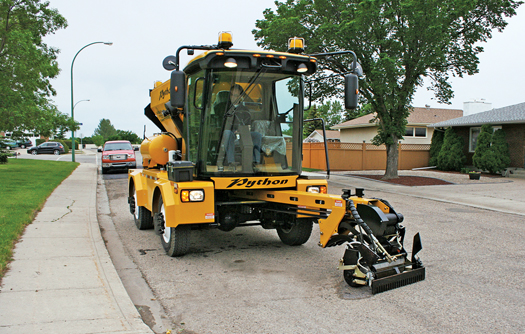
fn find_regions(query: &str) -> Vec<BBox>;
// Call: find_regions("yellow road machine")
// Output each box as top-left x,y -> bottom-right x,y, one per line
128,33 -> 425,293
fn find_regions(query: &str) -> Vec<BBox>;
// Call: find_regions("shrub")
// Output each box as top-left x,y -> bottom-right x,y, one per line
62,139 -> 79,150
429,129 -> 444,166
492,129 -> 511,170
56,140 -> 70,154
0,151 -> 8,164
36,138 -> 46,146
473,126 -> 511,174
437,127 -> 466,171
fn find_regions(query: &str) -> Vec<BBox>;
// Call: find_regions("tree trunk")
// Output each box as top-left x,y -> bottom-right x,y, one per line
383,138 -> 399,180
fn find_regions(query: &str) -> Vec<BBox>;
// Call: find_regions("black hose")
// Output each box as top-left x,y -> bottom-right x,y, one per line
347,199 -> 375,239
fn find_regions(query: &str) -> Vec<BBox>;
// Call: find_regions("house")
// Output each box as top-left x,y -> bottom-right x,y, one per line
332,107 -> 463,144
304,129 -> 341,143
429,101 -> 525,168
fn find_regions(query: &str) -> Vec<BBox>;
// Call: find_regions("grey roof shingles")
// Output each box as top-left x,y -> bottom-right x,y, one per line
429,102 -> 525,128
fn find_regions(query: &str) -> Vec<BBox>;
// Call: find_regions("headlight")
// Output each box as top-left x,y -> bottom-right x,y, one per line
307,185 -> 327,194
181,189 -> 204,202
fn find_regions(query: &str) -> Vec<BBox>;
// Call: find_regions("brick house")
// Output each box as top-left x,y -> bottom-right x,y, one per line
429,102 -> 525,168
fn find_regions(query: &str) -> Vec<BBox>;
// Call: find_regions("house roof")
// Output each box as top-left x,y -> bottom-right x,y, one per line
312,129 -> 340,139
429,102 -> 525,127
332,107 -> 463,129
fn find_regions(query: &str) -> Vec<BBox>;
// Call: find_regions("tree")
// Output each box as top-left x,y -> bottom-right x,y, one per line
303,105 -> 324,138
491,129 -> 511,171
0,0 -> 69,136
107,130 -> 142,144
428,129 -> 445,166
93,118 -> 117,140
437,127 -> 465,171
473,125 -> 511,173
472,124 -> 494,170
253,0 -> 521,179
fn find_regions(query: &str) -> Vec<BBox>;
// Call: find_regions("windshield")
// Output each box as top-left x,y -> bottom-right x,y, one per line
104,142 -> 132,151
194,69 -> 302,176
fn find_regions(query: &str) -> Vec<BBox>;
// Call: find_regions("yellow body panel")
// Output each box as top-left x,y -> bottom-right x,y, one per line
129,169 -> 215,227
140,134 -> 178,168
149,80 -> 183,137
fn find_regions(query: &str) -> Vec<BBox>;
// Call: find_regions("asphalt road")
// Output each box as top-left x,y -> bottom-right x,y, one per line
102,174 -> 525,333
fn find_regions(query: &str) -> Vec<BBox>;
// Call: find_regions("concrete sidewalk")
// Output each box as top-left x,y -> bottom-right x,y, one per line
0,163 -> 152,333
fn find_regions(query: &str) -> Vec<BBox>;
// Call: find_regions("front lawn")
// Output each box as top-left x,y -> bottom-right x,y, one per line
0,159 -> 78,278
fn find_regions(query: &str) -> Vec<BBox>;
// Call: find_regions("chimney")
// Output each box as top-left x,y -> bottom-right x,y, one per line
463,99 -> 492,116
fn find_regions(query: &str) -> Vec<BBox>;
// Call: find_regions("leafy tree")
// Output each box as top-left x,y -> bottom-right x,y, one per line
428,129 -> 445,166
492,129 -> 511,171
303,105 -> 324,138
107,130 -> 142,144
473,125 -> 511,173
93,119 -> 117,140
437,128 -> 466,171
90,135 -> 104,147
0,0 -> 70,136
473,124 -> 494,170
253,0 -> 521,179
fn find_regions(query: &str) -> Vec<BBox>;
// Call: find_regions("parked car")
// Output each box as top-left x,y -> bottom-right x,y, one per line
16,138 -> 32,149
99,140 -> 137,174
27,142 -> 65,155
0,139 -> 18,150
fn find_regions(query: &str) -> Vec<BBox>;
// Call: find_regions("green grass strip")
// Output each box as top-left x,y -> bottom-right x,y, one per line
0,159 -> 79,278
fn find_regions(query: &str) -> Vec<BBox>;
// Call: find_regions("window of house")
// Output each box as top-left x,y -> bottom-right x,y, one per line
405,127 -> 427,138
469,126 -> 502,152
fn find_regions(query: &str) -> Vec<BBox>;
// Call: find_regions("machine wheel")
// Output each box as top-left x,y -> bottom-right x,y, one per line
276,219 -> 313,246
343,268 -> 363,287
158,196 -> 190,257
31,150 -> 37,155
53,149 -> 60,155
132,189 -> 153,230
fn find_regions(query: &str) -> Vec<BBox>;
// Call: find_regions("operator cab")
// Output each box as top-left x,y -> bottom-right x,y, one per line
184,67 -> 304,177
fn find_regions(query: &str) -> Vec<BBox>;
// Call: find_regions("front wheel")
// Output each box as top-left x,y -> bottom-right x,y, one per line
158,197 -> 190,257
276,219 -> 313,246
53,149 -> 60,155
31,150 -> 37,155
132,188 -> 153,230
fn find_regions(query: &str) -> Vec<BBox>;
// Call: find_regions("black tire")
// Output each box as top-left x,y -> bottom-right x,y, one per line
53,149 -> 60,155
31,150 -> 37,155
158,197 -> 190,257
6,146 -> 11,150
276,219 -> 313,246
101,167 -> 108,174
20,145 -> 25,149
132,189 -> 153,230
343,268 -> 363,287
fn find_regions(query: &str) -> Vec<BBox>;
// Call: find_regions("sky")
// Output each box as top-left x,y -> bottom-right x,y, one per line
43,0 -> 525,139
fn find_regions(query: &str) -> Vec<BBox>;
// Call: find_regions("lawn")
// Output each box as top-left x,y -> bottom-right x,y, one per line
0,159 -> 79,278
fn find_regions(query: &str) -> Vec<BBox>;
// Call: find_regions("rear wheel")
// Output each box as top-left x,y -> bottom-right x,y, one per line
53,149 -> 60,155
276,219 -> 313,246
6,146 -> 11,150
158,196 -> 190,257
20,145 -> 25,149
132,188 -> 153,230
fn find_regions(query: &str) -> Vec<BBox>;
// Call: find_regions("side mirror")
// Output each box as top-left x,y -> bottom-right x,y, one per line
344,73 -> 359,110
170,70 -> 186,109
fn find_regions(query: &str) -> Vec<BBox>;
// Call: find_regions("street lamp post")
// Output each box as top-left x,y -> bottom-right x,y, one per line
71,41 -> 112,162
73,99 -> 90,150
